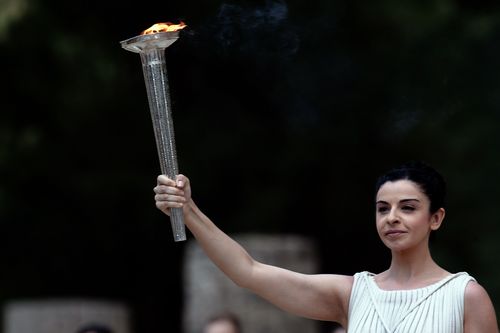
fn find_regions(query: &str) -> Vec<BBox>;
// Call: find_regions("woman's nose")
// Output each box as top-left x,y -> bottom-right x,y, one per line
387,208 -> 399,224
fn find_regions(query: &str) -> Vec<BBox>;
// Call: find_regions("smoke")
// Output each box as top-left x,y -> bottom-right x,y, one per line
217,1 -> 288,30
391,107 -> 422,134
215,1 -> 299,57
186,0 -> 299,59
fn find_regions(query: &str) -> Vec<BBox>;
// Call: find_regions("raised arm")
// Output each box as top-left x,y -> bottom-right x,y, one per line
154,174 -> 353,326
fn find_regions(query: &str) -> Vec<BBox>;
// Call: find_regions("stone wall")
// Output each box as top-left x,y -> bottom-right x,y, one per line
182,233 -> 320,333
3,299 -> 131,333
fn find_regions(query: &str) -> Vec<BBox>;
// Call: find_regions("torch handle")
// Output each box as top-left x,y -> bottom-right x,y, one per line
169,207 -> 186,242
141,50 -> 187,242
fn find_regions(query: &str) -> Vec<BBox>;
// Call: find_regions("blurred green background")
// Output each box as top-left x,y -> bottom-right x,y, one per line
1,0 -> 499,332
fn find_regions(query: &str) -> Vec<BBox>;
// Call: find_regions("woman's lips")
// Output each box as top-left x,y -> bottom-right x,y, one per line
385,230 -> 406,237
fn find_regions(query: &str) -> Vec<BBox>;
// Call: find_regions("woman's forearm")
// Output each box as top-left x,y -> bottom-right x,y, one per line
154,174 -> 258,288
182,199 -> 256,288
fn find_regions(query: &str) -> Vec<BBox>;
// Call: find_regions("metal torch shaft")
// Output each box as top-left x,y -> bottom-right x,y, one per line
140,49 -> 186,242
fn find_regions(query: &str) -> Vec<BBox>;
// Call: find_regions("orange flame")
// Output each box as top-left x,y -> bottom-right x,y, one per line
141,22 -> 187,35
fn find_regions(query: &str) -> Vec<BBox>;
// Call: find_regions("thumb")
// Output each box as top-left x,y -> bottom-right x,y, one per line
175,174 -> 189,188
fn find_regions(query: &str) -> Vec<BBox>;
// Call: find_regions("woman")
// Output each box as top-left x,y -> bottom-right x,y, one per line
202,312 -> 242,333
154,161 -> 498,332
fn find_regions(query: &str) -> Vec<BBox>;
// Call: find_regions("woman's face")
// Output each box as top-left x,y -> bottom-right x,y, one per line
375,179 -> 444,252
203,321 -> 238,333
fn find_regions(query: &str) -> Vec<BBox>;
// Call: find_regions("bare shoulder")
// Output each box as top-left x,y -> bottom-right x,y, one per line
465,281 -> 495,308
310,273 -> 354,324
464,281 -> 499,333
321,273 -> 354,286
315,273 -> 354,297
248,264 -> 355,324
465,280 -> 489,300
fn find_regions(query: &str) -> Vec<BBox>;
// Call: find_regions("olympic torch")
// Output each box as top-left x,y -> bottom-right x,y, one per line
120,22 -> 187,242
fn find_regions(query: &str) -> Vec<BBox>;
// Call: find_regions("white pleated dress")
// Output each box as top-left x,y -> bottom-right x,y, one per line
347,271 -> 475,333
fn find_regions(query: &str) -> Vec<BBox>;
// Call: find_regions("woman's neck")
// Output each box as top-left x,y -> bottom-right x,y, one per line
378,245 -> 448,289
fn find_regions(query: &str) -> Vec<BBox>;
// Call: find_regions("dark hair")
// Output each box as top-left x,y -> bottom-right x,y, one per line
205,312 -> 242,333
76,323 -> 113,333
375,161 -> 446,213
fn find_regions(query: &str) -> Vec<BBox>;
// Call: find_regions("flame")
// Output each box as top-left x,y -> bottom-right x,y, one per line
141,22 -> 187,35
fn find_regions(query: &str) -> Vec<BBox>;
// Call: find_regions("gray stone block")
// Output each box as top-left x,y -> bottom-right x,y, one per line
183,233 -> 320,333
3,299 -> 131,333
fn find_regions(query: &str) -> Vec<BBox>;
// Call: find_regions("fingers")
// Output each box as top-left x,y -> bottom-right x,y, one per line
154,185 -> 185,204
154,188 -> 185,216
157,174 -> 190,188
155,198 -> 184,209
154,174 -> 190,215
157,174 -> 175,186
154,183 -> 184,195
154,193 -> 186,204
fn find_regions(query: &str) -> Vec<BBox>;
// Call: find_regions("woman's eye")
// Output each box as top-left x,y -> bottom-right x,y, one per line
377,207 -> 389,213
402,206 -> 415,211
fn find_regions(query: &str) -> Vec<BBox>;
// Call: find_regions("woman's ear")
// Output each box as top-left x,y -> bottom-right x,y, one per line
430,208 -> 446,230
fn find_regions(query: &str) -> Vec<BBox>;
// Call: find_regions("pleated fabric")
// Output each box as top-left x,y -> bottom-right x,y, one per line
347,271 -> 475,333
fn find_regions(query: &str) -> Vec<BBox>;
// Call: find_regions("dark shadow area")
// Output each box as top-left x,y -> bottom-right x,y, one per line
1,0 -> 500,332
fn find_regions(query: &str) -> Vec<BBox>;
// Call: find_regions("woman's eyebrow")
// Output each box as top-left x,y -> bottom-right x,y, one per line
400,198 -> 420,203
376,198 -> 420,205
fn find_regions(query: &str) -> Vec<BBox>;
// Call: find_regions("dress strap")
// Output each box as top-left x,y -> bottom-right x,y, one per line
362,273 -> 392,333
